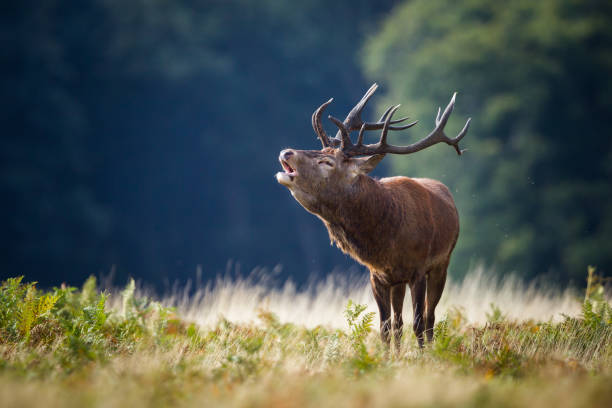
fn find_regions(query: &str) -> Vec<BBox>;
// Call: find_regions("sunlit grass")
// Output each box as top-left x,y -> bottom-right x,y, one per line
0,269 -> 610,407
155,265 -> 581,328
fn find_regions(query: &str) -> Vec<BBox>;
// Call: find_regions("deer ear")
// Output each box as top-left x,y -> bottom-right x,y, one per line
354,154 -> 385,174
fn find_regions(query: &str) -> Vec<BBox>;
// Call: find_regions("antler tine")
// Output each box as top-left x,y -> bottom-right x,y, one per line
312,98 -> 334,148
384,119 -> 419,131
341,93 -> 470,158
342,83 -> 379,130
379,105 -> 401,146
356,124 -> 366,146
436,92 -> 455,128
361,117 -> 417,131
453,117 -> 471,155
330,84 -> 419,146
368,104 -> 417,130
343,84 -> 408,128
428,92 -> 470,155
378,105 -> 394,123
331,83 -> 378,143
328,115 -> 353,150
378,106 -> 416,128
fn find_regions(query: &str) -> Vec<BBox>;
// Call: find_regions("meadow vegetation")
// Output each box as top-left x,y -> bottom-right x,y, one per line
0,269 -> 610,407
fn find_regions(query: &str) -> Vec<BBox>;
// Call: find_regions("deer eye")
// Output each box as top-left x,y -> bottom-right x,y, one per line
318,160 -> 334,167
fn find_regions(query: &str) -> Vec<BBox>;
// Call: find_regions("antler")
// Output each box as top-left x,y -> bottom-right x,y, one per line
312,98 -> 334,148
329,89 -> 471,157
312,83 -> 417,149
327,83 -> 417,148
312,84 -> 470,156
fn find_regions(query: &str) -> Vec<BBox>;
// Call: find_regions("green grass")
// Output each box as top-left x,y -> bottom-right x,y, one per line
0,269 -> 610,408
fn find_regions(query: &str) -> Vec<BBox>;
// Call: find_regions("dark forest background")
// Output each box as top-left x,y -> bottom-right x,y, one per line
2,0 -> 611,289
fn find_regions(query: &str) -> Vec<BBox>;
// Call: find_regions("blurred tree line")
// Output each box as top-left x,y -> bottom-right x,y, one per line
364,0 -> 612,282
1,0 -> 610,287
2,0 -> 397,287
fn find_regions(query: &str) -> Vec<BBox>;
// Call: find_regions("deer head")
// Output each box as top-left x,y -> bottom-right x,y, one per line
276,84 -> 471,215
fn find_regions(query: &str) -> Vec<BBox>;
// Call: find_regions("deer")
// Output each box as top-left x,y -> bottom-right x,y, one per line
276,83 -> 470,348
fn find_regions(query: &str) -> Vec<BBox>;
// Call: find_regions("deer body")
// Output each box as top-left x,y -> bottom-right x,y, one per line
323,176 -> 459,282
276,84 -> 470,348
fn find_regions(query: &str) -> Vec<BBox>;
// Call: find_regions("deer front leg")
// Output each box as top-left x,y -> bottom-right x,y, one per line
409,277 -> 426,348
391,284 -> 406,352
370,272 -> 391,345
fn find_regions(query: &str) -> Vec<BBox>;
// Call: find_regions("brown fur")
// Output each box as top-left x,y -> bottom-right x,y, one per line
277,148 -> 459,348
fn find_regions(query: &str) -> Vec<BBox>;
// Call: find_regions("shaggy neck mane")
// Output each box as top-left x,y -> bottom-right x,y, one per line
320,174 -> 399,263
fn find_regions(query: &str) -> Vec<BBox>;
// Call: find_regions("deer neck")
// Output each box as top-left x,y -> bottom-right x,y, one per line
318,175 -> 385,253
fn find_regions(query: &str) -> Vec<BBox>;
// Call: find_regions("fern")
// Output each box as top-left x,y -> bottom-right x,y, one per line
38,293 -> 59,316
324,332 -> 341,363
352,311 -> 375,343
582,266 -> 611,327
343,300 -> 367,327
80,276 -> 98,306
14,285 -> 59,341
344,300 -> 378,374
17,285 -> 37,339
344,300 -> 373,343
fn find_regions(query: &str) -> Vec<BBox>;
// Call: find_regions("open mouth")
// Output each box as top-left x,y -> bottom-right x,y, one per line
281,160 -> 295,175
280,160 -> 297,180
277,159 -> 297,185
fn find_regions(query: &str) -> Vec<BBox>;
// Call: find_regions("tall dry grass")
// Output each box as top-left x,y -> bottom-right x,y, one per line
143,266 -> 581,328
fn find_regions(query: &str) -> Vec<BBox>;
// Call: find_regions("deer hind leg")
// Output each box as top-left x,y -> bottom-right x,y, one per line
370,272 -> 391,345
390,284 -> 406,352
425,263 -> 448,343
409,276 -> 426,348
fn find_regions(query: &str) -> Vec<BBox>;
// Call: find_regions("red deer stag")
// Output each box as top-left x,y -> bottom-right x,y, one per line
276,84 -> 470,348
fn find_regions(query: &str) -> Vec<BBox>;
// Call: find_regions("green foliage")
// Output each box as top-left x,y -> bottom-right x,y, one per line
584,266 -> 612,321
364,0 -> 612,280
0,275 -> 187,373
427,268 -> 612,378
0,272 -> 610,406
0,269 -> 609,379
344,300 -> 375,344
0,277 -> 60,343
486,303 -> 506,324
433,316 -> 465,359
344,300 -> 379,374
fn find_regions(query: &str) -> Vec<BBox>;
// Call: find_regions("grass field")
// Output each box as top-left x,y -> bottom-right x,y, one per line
0,268 -> 610,408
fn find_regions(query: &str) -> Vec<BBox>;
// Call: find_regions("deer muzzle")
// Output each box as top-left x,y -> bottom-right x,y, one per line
276,149 -> 297,187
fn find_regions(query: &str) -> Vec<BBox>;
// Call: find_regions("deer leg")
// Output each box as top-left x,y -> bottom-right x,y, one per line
425,264 -> 448,343
370,272 -> 391,345
390,284 -> 406,352
409,276 -> 426,348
